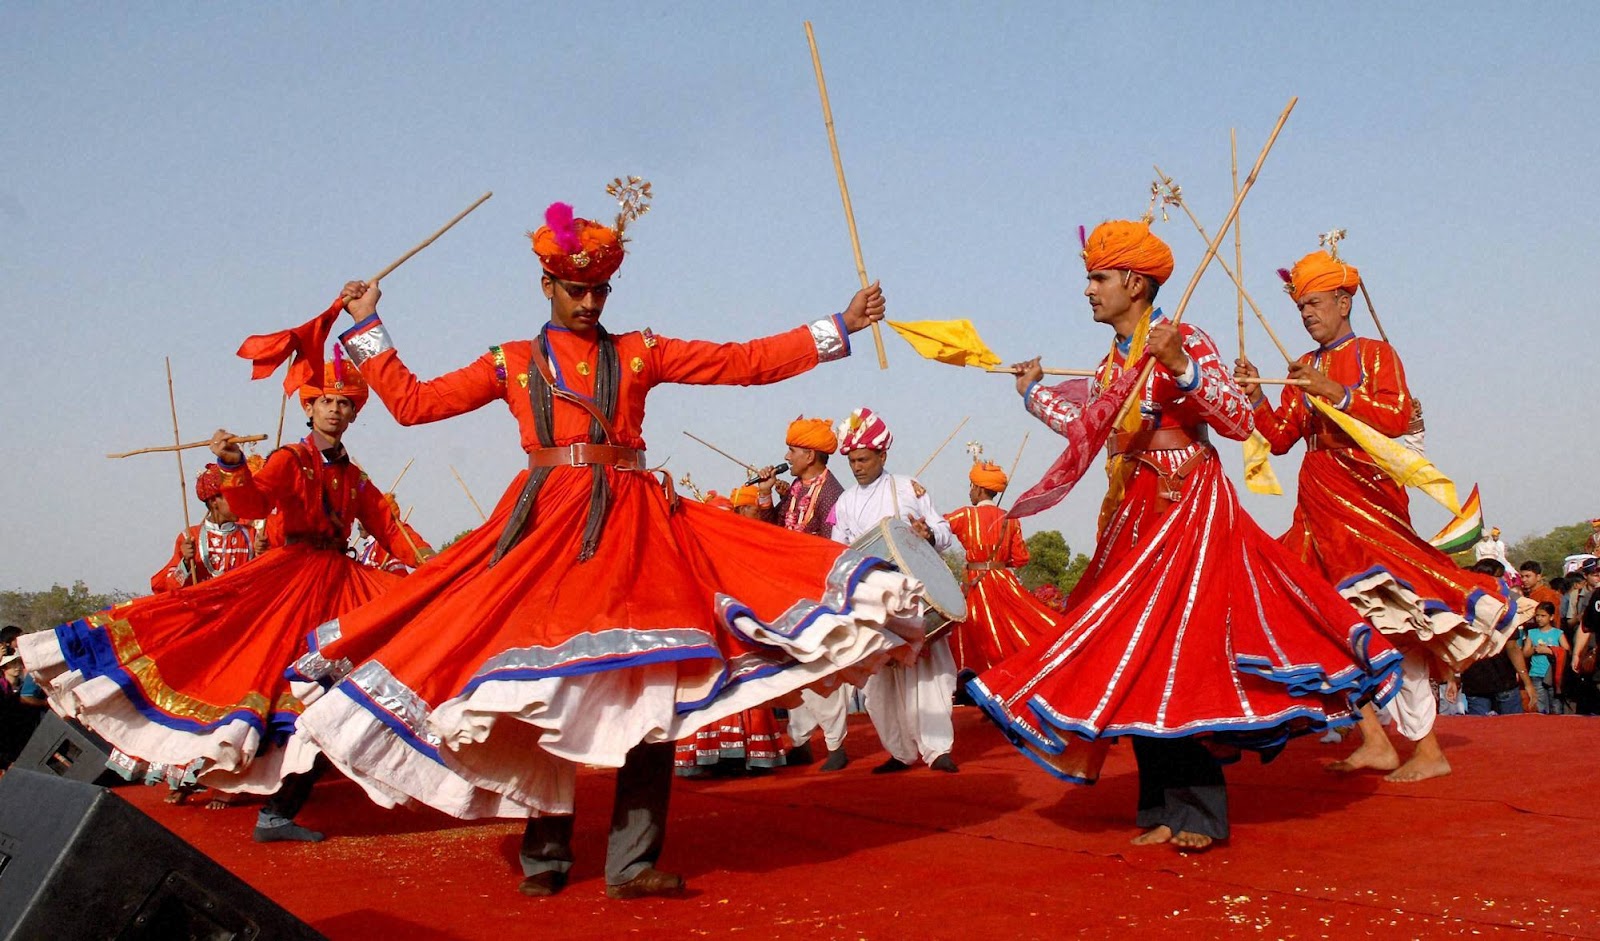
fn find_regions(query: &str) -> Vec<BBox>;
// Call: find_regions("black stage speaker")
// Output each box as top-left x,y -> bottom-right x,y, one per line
12,712 -> 115,785
0,770 -> 325,940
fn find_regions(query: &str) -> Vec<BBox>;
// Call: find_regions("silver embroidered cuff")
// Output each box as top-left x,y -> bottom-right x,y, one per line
808,316 -> 849,363
340,319 -> 395,365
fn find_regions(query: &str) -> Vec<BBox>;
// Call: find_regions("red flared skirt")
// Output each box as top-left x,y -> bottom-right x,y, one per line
949,570 -> 1061,675
971,449 -> 1402,781
675,707 -> 788,772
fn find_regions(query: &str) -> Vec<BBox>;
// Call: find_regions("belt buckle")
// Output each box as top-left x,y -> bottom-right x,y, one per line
568,443 -> 587,466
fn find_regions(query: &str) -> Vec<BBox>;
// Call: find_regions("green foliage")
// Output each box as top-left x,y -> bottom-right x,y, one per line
1506,522 -> 1594,575
439,529 -> 477,550
1018,530 -> 1092,595
0,581 -> 136,633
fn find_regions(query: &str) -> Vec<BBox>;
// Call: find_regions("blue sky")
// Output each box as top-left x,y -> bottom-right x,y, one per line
3,2 -> 1594,592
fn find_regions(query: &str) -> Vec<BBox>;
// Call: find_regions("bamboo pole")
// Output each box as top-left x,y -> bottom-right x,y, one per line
987,366 -> 1096,378
450,465 -> 487,522
1152,165 -> 1294,365
913,416 -> 969,477
274,392 -> 288,449
1357,282 -> 1391,344
108,433 -> 268,459
682,431 -> 756,473
1113,97 -> 1297,429
367,192 -> 493,286
390,500 -> 422,560
402,505 -> 414,523
387,457 -> 415,494
165,358 -> 193,534
1238,377 -> 1311,386
1232,128 -> 1244,362
804,21 -> 888,370
998,431 -> 1030,507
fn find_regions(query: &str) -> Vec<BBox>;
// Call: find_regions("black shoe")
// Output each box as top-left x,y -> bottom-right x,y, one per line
605,867 -> 686,900
819,748 -> 850,772
787,742 -> 817,766
929,754 -> 959,773
871,757 -> 912,774
518,871 -> 567,897
954,670 -> 979,706
252,822 -> 325,843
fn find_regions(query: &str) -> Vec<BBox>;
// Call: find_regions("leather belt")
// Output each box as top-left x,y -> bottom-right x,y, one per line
527,443 -> 647,471
966,561 -> 1004,572
1308,432 -> 1357,452
1106,427 -> 1207,457
284,534 -> 345,551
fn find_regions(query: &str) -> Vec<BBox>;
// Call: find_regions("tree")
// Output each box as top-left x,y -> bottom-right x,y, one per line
439,529 -> 477,550
0,582 -> 136,633
1017,530 -> 1091,595
1507,522 -> 1594,575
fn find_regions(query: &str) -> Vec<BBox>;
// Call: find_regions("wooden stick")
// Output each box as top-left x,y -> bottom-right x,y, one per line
998,431 -> 1030,509
368,192 -> 493,285
804,21 -> 888,370
987,366 -> 1096,378
108,433 -> 268,459
1113,97 -> 1297,429
387,457 -> 415,494
1153,165 -> 1294,365
1357,282 -> 1391,344
390,500 -> 422,560
274,392 -> 288,449
682,431 -> 755,473
1232,128 -> 1244,362
449,464 -> 487,522
913,416 -> 969,478
165,358 -> 193,534
402,505 -> 414,523
1238,377 -> 1311,387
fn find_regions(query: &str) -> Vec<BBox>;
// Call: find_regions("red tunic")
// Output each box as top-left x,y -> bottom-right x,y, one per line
149,521 -> 257,593
20,436 -> 424,795
970,316 -> 1401,781
288,314 -> 918,818
1253,335 -> 1529,669
943,503 -> 1056,674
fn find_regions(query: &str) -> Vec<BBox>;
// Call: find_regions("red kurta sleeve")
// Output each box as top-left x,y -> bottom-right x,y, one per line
1003,519 -> 1031,567
1173,325 -> 1254,442
1254,366 -> 1310,455
646,323 -> 827,387
339,315 -> 506,426
150,527 -> 197,593
352,477 -> 431,568
217,447 -> 303,522
1342,340 -> 1413,437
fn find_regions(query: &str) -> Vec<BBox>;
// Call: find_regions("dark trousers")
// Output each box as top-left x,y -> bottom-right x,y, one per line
259,754 -> 330,825
1132,735 -> 1229,839
520,740 -> 674,886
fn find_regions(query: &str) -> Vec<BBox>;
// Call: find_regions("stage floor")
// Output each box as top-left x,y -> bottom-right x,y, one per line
116,711 -> 1598,940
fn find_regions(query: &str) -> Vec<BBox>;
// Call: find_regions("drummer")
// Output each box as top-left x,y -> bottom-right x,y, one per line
831,407 -> 960,773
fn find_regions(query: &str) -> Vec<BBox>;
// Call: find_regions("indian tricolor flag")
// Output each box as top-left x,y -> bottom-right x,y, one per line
1429,485 -> 1483,553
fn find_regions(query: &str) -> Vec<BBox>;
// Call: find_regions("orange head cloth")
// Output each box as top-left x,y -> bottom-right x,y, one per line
195,464 -> 224,503
730,485 -> 759,508
1082,220 -> 1175,285
969,461 -> 1008,493
1281,250 -> 1361,302
702,490 -> 734,511
530,202 -> 624,284
785,416 -> 838,453
299,356 -> 369,413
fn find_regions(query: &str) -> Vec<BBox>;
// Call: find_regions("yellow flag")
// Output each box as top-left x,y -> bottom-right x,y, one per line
1306,397 -> 1462,515
886,319 -> 1001,368
1242,432 -> 1283,495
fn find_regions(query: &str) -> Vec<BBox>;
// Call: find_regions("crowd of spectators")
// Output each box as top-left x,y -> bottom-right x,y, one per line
0,625 -> 45,770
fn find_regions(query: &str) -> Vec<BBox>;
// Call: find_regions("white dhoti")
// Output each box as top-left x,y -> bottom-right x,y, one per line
864,636 -> 957,765
788,686 -> 850,751
1383,649 -> 1437,742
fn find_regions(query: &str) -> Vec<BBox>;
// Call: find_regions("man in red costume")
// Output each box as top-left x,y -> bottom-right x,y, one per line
151,465 -> 263,593
286,190 -> 914,900
1235,249 -> 1533,782
972,221 -> 1400,851
943,459 -> 1056,677
757,417 -> 851,770
22,359 -> 430,845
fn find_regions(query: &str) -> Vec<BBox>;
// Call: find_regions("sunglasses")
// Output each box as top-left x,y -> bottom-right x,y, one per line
548,276 -> 613,301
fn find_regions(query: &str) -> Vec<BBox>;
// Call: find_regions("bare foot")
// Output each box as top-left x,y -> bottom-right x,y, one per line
1325,736 -> 1400,773
1384,753 -> 1451,783
1131,825 -> 1173,846
163,789 -> 191,805
1172,831 -> 1214,852
204,796 -> 235,810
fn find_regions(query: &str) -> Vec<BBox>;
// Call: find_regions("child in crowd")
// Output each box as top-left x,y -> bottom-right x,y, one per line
1520,602 -> 1568,714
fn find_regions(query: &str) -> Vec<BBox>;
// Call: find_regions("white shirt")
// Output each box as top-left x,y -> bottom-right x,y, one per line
1474,536 -> 1510,568
831,473 -> 953,552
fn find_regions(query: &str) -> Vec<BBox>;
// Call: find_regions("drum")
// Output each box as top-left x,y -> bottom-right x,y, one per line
849,517 -> 967,642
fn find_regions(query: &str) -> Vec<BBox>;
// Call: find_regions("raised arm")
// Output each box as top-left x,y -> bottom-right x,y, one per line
213,431 -> 302,521
1151,323 -> 1254,442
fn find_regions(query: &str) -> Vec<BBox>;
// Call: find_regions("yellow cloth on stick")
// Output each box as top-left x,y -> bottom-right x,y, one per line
1242,432 -> 1283,495
1306,397 -> 1462,515
887,320 -> 1002,368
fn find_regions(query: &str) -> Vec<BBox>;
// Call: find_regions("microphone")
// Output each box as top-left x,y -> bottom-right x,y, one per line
745,462 -> 789,485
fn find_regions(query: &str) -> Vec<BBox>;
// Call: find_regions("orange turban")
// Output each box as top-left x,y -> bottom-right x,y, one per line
299,358 -> 369,412
969,461 -> 1008,492
1082,220 -> 1174,285
730,485 -> 759,508
785,416 -> 837,453
1282,250 -> 1360,302
195,464 -> 223,502
530,202 -> 624,284
703,490 -> 734,511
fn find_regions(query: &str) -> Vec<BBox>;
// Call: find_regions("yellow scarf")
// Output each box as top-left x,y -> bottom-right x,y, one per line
1096,309 -> 1153,533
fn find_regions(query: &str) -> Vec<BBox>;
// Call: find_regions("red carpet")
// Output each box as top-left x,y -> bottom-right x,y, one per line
113,711 -> 1598,940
